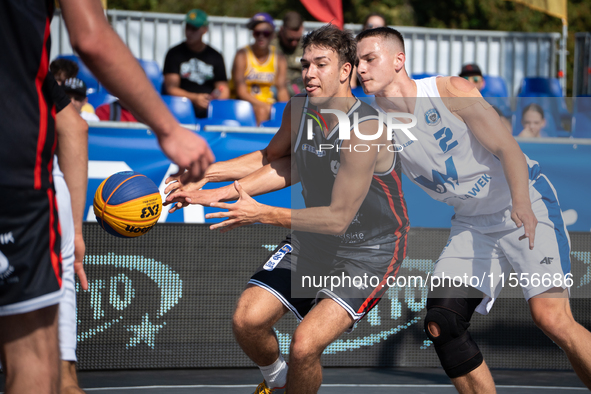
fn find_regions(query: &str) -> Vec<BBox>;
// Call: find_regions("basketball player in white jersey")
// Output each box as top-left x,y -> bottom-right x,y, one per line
355,27 -> 591,393
52,76 -> 88,394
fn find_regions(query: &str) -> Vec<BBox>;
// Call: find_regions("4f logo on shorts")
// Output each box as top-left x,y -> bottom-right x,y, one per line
540,257 -> 554,265
263,244 -> 293,271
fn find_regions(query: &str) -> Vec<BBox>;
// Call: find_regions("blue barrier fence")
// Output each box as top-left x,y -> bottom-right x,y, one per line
86,124 -> 591,231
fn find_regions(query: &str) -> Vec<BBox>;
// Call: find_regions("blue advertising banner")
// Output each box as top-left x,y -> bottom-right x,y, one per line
85,125 -> 591,231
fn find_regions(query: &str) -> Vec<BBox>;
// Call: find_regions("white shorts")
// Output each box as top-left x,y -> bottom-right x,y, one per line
54,167 -> 78,362
433,175 -> 571,315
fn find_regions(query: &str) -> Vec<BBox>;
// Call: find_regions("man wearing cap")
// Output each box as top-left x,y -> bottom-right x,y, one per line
163,9 -> 230,118
63,77 -> 100,122
271,11 -> 304,96
232,12 -> 289,125
459,63 -> 486,92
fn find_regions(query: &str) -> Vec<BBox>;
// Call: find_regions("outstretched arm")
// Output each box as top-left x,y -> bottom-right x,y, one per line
443,77 -> 537,249
208,120 -> 382,234
59,0 -> 214,181
164,100 -> 298,209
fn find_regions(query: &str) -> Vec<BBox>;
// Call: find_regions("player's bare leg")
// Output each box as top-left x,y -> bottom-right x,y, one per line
451,361 -> 496,394
233,285 -> 288,366
529,287 -> 591,389
286,298 -> 354,394
0,305 -> 60,394
61,360 -> 85,394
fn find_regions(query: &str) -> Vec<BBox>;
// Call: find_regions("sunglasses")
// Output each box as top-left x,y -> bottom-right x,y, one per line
462,76 -> 482,83
254,30 -> 273,38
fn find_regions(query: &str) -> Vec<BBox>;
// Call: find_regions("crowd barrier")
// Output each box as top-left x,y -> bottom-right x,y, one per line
50,10 -> 562,95
86,122 -> 591,231
77,223 -> 591,370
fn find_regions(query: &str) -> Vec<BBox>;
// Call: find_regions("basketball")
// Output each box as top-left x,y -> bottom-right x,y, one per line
93,171 -> 162,238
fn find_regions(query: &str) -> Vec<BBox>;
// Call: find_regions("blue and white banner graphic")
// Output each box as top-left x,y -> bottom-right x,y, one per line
85,125 -> 591,231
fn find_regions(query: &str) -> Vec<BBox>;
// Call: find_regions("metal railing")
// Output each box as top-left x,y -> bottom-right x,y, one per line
574,33 -> 591,97
50,10 -> 562,95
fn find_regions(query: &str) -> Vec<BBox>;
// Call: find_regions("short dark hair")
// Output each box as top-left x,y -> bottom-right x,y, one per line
282,11 -> 303,30
362,13 -> 387,30
522,103 -> 545,119
356,26 -> 405,54
49,58 -> 79,80
301,24 -> 358,68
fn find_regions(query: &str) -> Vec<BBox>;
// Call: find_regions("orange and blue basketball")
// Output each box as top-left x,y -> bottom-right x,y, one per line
93,171 -> 162,238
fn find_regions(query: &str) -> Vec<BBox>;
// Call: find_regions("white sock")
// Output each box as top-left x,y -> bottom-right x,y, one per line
259,354 -> 288,389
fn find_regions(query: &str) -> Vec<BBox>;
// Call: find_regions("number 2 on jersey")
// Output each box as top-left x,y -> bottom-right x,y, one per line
433,127 -> 458,153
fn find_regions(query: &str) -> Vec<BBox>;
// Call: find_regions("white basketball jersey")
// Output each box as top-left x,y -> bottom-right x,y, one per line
375,77 -> 541,217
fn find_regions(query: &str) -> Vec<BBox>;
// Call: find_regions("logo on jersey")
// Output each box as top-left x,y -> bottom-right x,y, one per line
0,232 -> 15,245
414,156 -> 459,194
302,144 -> 326,157
424,108 -> 441,126
264,244 -> 293,271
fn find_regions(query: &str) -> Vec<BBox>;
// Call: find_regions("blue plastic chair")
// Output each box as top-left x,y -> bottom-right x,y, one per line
572,96 -> 591,138
161,95 -> 197,125
411,73 -> 438,80
261,102 -> 288,128
87,92 -> 117,109
137,59 -> 164,92
481,75 -> 508,98
518,77 -> 563,97
56,54 -> 99,93
208,99 -> 257,127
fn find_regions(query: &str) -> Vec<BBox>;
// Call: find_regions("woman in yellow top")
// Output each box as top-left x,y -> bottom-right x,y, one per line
232,13 -> 289,125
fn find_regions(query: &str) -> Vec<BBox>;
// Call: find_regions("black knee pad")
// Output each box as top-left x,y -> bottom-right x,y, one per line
424,297 -> 483,378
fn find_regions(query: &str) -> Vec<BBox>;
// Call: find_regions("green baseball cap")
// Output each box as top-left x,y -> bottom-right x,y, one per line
185,9 -> 208,28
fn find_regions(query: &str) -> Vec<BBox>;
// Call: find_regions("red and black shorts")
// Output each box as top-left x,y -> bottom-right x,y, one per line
0,187 -> 62,316
249,231 -> 407,325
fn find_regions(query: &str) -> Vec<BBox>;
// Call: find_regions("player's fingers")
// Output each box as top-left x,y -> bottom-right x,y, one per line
170,167 -> 188,180
511,212 -> 523,228
205,211 -> 233,220
209,202 -> 231,210
164,181 -> 180,195
525,217 -> 537,250
209,218 -> 236,230
76,265 -> 89,291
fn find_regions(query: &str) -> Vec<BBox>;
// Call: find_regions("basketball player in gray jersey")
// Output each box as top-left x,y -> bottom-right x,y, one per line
165,25 -> 409,393
356,27 -> 591,393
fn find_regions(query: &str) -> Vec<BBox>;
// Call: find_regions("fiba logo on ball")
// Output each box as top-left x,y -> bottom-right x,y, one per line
93,171 -> 162,238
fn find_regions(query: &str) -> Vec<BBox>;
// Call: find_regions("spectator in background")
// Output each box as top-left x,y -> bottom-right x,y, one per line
518,103 -> 546,138
362,13 -> 387,30
163,9 -> 229,118
232,13 -> 289,125
272,11 -> 304,96
50,58 -> 79,85
459,63 -> 486,91
96,100 -> 138,122
51,58 -> 97,116
62,78 -> 100,122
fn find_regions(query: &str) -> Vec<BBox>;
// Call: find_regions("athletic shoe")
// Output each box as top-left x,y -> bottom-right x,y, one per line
253,380 -> 286,393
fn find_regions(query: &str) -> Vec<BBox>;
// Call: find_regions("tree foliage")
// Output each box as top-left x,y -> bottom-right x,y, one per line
107,0 -> 591,94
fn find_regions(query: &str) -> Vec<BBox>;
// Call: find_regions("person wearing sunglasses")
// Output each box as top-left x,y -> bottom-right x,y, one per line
459,63 -> 486,92
232,12 -> 289,125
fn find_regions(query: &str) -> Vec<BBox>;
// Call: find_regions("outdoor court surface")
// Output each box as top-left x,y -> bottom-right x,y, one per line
2,367 -> 584,393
